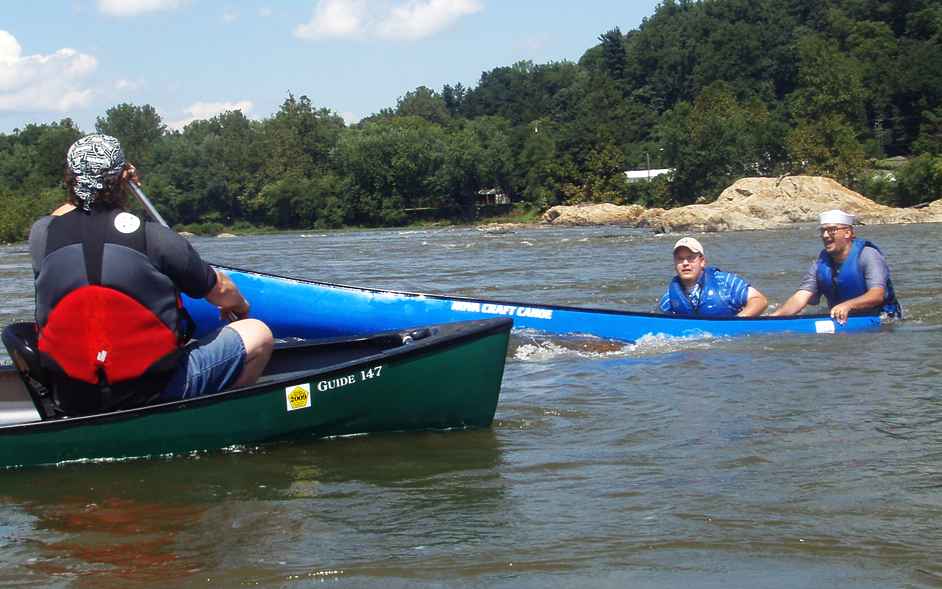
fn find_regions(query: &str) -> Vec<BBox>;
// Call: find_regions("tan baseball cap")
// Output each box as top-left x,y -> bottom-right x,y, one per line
672,237 -> 704,255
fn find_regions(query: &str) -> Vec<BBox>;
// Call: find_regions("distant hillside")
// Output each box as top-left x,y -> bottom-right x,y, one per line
2,0 -> 940,241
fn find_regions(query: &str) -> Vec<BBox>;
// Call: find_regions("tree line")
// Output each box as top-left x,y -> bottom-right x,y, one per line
2,0 -> 941,242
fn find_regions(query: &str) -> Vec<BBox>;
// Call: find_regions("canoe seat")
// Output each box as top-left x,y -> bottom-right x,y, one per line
402,328 -> 432,343
2,323 -> 60,419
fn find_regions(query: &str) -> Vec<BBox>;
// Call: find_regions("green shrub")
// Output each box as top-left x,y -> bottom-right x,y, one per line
0,188 -> 64,243
894,155 -> 942,207
174,222 -> 225,236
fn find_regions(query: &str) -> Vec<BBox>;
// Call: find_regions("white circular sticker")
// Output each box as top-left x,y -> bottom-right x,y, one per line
114,212 -> 142,234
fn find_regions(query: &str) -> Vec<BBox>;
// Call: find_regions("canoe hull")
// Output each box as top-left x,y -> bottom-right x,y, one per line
183,266 -> 882,342
0,319 -> 511,469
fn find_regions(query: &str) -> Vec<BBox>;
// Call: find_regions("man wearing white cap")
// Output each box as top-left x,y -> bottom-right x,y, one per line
658,237 -> 768,317
772,209 -> 901,323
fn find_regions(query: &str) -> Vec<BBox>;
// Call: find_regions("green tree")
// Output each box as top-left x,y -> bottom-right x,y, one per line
334,117 -> 445,225
517,119 -> 565,208
658,82 -> 776,202
434,117 -> 513,218
785,33 -> 868,180
894,154 -> 942,207
598,28 -> 627,83
786,114 -> 867,182
914,106 -> 942,154
396,86 -> 451,126
442,83 -> 466,116
259,94 -> 345,181
95,103 -> 166,164
0,120 -> 83,195
17,119 -> 83,184
788,34 -> 866,124
581,143 -> 629,203
0,186 -> 64,243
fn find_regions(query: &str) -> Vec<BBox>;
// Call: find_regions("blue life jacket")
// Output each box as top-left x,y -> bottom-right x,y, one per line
815,238 -> 902,317
666,266 -> 740,317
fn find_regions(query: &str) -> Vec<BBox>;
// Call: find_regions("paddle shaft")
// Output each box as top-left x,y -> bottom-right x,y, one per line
126,179 -> 240,323
126,180 -> 170,228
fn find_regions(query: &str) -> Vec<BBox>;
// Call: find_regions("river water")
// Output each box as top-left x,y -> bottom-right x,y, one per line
0,223 -> 940,588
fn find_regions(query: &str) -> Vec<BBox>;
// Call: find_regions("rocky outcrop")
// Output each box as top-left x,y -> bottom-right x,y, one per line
542,176 -> 942,232
475,222 -> 529,234
541,203 -> 647,225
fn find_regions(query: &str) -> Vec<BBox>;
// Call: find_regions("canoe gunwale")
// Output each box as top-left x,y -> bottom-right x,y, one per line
0,317 -> 512,436
209,263 -> 881,324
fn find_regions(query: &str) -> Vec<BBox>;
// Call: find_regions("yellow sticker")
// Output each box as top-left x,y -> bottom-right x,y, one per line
286,383 -> 311,411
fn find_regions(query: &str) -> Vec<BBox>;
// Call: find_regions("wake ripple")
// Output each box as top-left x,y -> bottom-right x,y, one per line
511,331 -> 723,361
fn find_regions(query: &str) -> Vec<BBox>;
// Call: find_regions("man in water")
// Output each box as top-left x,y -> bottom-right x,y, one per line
28,133 -> 273,415
659,237 -> 768,317
772,209 -> 901,324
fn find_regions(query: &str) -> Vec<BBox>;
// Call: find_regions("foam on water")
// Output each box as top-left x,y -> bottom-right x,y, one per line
511,331 -> 723,361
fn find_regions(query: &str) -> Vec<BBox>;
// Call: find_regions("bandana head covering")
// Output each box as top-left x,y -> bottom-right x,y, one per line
66,134 -> 126,211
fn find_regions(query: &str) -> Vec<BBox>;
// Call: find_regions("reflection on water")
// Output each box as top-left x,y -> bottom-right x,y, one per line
1,223 -> 941,587
0,431 -> 507,586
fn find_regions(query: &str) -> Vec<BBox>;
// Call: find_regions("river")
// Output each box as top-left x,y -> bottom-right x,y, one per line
1,222 -> 940,587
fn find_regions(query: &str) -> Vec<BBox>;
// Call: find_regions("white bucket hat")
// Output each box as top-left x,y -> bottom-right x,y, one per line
819,209 -> 856,226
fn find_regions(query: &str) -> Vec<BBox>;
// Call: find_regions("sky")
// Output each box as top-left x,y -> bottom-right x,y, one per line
0,0 -> 662,134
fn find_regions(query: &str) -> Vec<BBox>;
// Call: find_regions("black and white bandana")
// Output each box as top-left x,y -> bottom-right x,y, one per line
66,134 -> 126,211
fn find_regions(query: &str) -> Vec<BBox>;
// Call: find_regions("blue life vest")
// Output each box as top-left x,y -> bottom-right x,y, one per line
666,266 -> 740,317
815,238 -> 902,317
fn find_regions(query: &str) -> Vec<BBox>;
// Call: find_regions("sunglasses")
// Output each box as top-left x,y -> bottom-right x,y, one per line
674,253 -> 702,264
819,225 -> 851,237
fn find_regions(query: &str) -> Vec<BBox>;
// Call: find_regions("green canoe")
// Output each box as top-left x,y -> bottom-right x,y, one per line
0,318 -> 511,469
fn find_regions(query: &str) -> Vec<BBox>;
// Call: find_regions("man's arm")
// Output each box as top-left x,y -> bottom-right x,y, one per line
771,290 -> 815,316
828,287 -> 885,324
657,291 -> 672,314
737,286 -> 768,317
205,269 -> 250,320
829,247 -> 891,324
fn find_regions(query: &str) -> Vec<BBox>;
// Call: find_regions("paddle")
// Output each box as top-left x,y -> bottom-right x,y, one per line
125,178 -> 240,323
126,179 -> 169,228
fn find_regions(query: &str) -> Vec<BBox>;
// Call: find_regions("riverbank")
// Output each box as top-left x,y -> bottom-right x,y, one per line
171,207 -> 547,239
11,176 -> 930,245
539,176 -> 942,232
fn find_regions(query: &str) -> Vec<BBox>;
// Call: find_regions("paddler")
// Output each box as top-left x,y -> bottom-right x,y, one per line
772,209 -> 902,324
659,237 -> 768,317
28,134 -> 273,415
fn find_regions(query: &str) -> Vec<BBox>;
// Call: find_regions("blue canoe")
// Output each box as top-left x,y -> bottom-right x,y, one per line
181,265 -> 882,343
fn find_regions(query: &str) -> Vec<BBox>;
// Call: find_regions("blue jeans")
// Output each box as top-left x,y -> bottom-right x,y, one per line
161,326 -> 246,401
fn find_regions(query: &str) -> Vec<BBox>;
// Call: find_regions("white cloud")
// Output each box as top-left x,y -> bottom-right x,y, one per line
223,7 -> 239,23
0,30 -> 98,112
513,33 -> 550,56
168,100 -> 254,130
258,7 -> 273,17
340,111 -> 358,125
114,79 -> 143,92
295,0 -> 367,40
378,0 -> 481,41
97,0 -> 188,17
294,0 -> 481,41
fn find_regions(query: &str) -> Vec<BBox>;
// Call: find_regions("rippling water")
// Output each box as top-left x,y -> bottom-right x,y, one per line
1,223 -> 940,587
